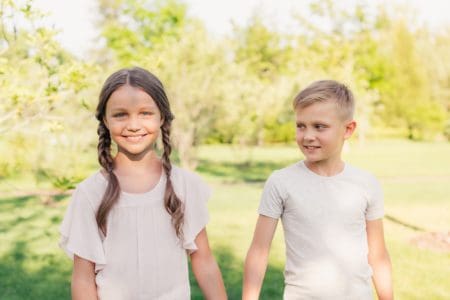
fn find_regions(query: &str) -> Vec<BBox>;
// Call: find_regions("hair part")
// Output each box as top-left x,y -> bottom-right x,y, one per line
292,80 -> 355,120
94,67 -> 184,238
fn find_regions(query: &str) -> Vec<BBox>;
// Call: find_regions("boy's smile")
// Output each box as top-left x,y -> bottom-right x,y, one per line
295,100 -> 356,174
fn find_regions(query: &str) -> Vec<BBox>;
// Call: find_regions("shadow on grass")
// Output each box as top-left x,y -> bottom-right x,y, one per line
189,245 -> 284,299
0,195 -> 35,209
197,159 -> 297,183
0,240 -> 71,300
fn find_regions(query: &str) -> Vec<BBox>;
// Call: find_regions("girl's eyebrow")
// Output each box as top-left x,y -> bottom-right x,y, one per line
109,104 -> 157,111
109,107 -> 127,111
140,105 -> 158,109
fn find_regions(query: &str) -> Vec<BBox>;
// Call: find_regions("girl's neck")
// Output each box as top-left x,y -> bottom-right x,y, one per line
113,150 -> 161,176
111,151 -> 163,194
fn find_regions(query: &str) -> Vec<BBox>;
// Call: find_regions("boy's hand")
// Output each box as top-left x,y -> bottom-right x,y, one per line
243,215 -> 278,300
367,219 -> 393,300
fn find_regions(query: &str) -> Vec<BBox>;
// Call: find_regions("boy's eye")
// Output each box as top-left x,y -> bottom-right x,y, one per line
296,124 -> 305,129
315,124 -> 327,129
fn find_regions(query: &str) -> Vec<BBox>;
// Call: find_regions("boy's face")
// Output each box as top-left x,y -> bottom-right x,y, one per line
295,100 -> 356,168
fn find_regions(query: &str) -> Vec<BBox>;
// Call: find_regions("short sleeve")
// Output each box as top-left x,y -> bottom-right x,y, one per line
59,186 -> 106,267
179,172 -> 211,253
365,175 -> 384,220
258,172 -> 285,219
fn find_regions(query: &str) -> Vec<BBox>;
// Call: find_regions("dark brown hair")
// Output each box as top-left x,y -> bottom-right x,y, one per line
95,67 -> 184,237
293,80 -> 355,120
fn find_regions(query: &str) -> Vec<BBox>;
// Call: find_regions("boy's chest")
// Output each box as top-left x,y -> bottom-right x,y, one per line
283,181 -> 368,224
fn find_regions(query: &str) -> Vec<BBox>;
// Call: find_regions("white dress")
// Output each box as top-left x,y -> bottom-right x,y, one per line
59,166 -> 210,300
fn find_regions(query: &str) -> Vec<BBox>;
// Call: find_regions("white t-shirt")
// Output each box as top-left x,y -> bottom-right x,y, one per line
59,166 -> 210,300
259,161 -> 384,300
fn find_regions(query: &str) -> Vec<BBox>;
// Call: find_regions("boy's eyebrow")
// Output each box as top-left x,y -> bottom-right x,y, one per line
296,120 -> 331,125
109,104 -> 158,110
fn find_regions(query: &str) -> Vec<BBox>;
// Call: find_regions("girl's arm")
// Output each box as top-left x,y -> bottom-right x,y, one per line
366,219 -> 393,300
190,228 -> 227,300
242,215 -> 278,300
72,255 -> 98,300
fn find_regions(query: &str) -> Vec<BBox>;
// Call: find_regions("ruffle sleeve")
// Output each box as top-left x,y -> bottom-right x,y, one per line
59,186 -> 106,270
174,169 -> 211,253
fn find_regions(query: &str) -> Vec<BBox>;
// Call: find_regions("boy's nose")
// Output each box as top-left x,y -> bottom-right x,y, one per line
303,130 -> 315,141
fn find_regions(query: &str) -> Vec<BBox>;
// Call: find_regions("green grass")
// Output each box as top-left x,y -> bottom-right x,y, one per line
1,139 -> 449,299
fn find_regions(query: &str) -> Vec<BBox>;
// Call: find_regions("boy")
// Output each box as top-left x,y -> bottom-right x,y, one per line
243,80 -> 393,299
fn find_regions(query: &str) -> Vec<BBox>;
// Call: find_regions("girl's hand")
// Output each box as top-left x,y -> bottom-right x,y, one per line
190,228 -> 227,300
72,255 -> 98,300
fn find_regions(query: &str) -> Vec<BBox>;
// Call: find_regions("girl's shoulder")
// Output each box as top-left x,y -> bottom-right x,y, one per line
170,165 -> 210,197
71,170 -> 107,209
170,165 -> 207,186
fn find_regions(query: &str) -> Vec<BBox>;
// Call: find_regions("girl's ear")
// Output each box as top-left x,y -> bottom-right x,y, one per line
344,120 -> 357,139
103,117 -> 109,129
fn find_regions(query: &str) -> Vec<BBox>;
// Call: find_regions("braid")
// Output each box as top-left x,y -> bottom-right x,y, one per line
161,122 -> 184,238
97,123 -> 114,171
96,122 -> 121,235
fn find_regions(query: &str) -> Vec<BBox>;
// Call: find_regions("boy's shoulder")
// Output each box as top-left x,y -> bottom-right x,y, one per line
269,161 -> 379,185
272,161 -> 302,176
266,161 -> 303,186
343,163 -> 379,183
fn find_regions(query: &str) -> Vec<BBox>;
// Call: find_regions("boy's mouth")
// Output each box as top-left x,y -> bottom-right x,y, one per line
303,145 -> 320,150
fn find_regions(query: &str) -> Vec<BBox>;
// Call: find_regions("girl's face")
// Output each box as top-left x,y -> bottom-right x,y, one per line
103,84 -> 163,159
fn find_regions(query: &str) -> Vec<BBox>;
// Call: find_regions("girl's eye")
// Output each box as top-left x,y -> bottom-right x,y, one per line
141,111 -> 153,116
113,112 -> 126,118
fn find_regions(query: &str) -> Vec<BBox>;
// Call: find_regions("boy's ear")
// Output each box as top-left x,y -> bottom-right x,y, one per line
344,120 -> 357,139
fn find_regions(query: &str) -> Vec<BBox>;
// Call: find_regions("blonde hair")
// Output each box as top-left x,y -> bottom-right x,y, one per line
292,80 -> 355,120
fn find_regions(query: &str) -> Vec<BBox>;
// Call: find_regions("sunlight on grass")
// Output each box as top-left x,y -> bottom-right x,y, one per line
1,140 -> 449,299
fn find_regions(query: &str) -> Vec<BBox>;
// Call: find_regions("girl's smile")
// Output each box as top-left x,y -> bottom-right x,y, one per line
123,134 -> 148,142
104,84 -> 163,158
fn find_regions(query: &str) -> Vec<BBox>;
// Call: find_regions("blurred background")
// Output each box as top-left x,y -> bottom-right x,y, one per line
0,0 -> 449,299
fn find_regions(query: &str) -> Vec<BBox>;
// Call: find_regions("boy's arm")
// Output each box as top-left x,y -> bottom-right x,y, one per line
366,219 -> 393,300
243,215 -> 278,300
190,228 -> 227,300
72,255 -> 98,300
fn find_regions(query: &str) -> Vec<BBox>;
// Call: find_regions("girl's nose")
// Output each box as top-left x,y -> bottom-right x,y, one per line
126,116 -> 141,131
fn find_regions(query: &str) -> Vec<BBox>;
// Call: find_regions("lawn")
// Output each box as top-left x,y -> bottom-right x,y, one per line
0,139 -> 449,299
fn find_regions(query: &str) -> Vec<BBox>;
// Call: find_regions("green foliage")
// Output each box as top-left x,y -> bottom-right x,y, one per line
233,15 -> 293,80
51,176 -> 78,191
1,0 -> 450,179
98,0 -> 187,65
375,19 -> 446,140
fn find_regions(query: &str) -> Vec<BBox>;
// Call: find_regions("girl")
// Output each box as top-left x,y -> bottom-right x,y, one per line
59,67 -> 227,299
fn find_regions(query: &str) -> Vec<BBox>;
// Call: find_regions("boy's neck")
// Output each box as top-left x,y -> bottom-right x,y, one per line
304,159 -> 345,177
